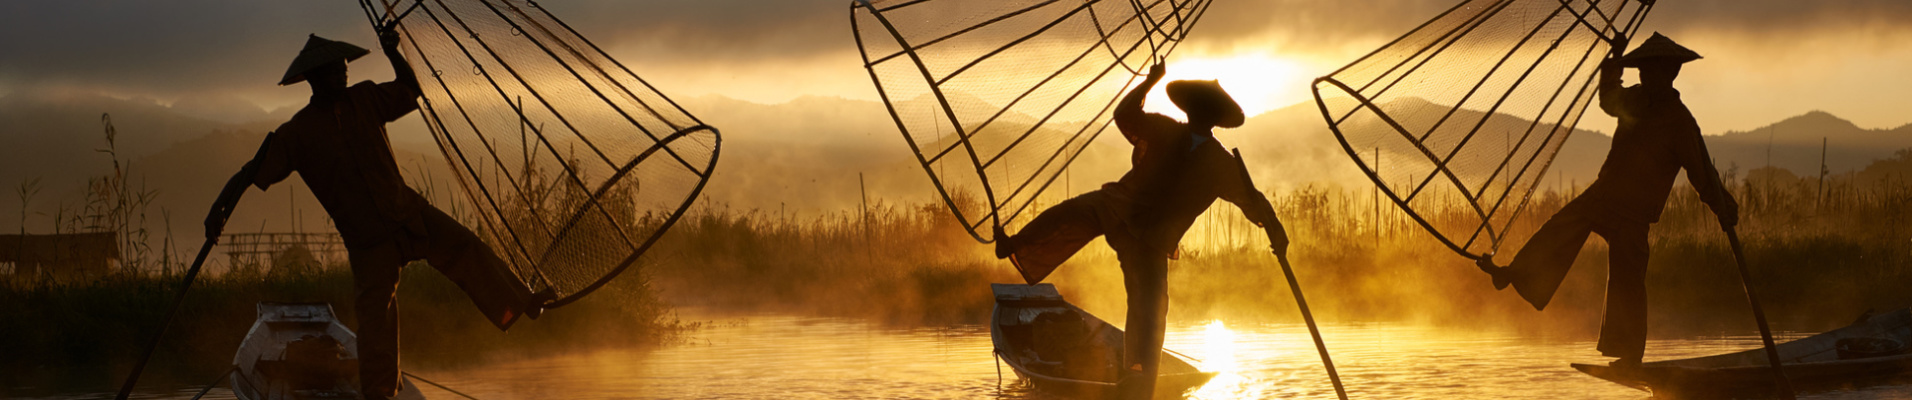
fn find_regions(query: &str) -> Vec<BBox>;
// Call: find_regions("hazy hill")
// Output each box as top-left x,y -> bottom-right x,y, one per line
0,89 -> 268,210
1226,97 -> 1374,190
1562,110 -> 1911,184
1306,97 -> 1910,192
0,89 -> 443,260
674,95 -> 943,213
0,89 -> 274,245
1,90 -> 1905,261
1703,111 -> 1912,177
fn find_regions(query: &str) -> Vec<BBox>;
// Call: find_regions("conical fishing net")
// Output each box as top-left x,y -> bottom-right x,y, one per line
852,0 -> 1213,242
373,0 -> 720,307
1313,0 -> 1652,258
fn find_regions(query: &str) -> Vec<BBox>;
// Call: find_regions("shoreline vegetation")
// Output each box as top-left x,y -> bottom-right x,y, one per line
4,140 -> 1907,392
649,151 -> 1912,336
647,150 -> 1911,341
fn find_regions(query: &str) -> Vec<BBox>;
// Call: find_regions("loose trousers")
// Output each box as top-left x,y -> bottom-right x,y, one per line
1503,199 -> 1652,360
1006,188 -> 1135,284
351,205 -> 534,399
1005,187 -> 1168,399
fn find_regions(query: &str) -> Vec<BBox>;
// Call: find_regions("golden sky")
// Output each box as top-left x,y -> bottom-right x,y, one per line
2,0 -> 1909,133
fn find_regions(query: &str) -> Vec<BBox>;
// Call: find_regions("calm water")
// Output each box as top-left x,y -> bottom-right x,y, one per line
31,312 -> 1912,399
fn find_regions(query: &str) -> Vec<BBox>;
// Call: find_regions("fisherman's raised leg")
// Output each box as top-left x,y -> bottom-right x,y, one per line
1596,223 -> 1651,364
997,190 -> 1129,284
350,241 -> 405,399
1483,201 -> 1598,310
415,206 -> 549,330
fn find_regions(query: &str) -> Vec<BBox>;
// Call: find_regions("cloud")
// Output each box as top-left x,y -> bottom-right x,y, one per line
1656,0 -> 1912,35
0,1 -> 369,101
0,0 -> 860,106
1184,0 -> 1912,53
1189,0 -> 1454,54
546,0 -> 850,62
2,0 -> 1909,109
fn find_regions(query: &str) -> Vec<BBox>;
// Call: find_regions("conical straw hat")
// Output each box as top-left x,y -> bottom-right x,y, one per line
1166,80 -> 1245,128
279,34 -> 370,85
1614,32 -> 1701,67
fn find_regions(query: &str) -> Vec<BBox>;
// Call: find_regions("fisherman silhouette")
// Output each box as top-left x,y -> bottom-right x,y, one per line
993,61 -> 1288,399
1476,32 -> 1738,366
203,27 -> 556,400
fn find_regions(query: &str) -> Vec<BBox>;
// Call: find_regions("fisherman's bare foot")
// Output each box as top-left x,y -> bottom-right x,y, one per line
993,226 -> 1016,259
525,288 -> 556,320
1476,257 -> 1511,291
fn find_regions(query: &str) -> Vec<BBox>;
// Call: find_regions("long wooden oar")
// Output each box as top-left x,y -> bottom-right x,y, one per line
114,235 -> 221,400
1724,227 -> 1796,399
1275,252 -> 1350,400
1236,147 -> 1348,400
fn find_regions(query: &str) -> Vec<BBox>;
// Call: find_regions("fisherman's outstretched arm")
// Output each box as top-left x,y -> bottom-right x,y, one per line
1234,191 -> 1289,255
1677,126 -> 1738,228
206,134 -> 292,239
1114,61 -> 1168,143
1221,152 -> 1290,254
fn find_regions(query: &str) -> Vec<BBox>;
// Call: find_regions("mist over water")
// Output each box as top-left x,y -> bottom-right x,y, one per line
57,311 -> 1911,399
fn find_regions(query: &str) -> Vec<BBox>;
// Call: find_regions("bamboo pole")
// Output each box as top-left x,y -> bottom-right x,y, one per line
1276,252 -> 1349,400
115,235 -> 222,400
1724,227 -> 1795,399
1236,148 -> 1347,399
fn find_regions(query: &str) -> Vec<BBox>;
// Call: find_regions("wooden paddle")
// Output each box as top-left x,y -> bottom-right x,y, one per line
114,235 -> 222,400
1235,148 -> 1348,400
1275,252 -> 1350,400
1725,227 -> 1796,399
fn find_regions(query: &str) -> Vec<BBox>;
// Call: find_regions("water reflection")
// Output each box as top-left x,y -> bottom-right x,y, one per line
394,315 -> 1912,399
42,311 -> 1912,399
1190,320 -> 1245,399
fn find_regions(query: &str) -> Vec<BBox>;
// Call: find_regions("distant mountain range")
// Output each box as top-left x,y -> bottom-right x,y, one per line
1704,111 -> 1912,177
1235,97 -> 1912,191
1,89 -> 1906,246
0,88 -> 443,251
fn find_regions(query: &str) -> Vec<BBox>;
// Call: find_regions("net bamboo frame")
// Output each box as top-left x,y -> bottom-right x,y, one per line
852,0 -> 1213,242
1313,0 -> 1653,259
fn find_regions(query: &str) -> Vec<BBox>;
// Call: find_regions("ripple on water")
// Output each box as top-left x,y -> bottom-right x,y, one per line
41,314 -> 1912,399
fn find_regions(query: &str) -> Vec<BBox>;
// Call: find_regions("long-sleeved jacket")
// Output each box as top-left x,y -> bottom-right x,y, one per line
244,80 -> 426,247
1111,79 -> 1280,252
1580,65 -> 1736,224
1140,134 -> 1281,251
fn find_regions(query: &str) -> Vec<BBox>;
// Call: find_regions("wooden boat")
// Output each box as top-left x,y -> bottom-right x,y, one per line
1574,308 -> 1912,397
230,302 -> 426,400
991,283 -> 1217,399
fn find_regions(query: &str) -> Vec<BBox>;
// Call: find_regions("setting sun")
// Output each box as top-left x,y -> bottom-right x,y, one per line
1145,51 -> 1306,120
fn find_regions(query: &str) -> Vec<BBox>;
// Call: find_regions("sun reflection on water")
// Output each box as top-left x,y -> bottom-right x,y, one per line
1191,319 -> 1248,399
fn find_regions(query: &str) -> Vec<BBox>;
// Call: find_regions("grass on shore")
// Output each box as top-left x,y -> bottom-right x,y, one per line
647,163 -> 1912,340
4,154 -> 1906,392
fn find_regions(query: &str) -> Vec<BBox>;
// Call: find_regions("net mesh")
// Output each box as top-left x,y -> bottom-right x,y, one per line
852,0 -> 1212,242
377,0 -> 720,307
1313,0 -> 1651,258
